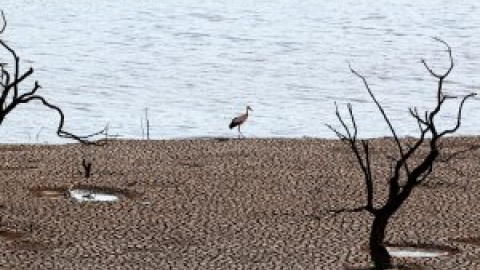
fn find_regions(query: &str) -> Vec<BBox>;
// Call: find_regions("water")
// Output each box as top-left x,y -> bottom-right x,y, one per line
69,188 -> 121,202
0,0 -> 479,143
386,246 -> 454,258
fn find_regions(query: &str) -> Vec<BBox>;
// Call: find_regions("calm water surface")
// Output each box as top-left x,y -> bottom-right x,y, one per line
0,0 -> 479,143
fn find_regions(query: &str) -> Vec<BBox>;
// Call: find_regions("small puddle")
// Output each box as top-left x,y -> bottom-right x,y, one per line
385,244 -> 458,258
68,185 -> 137,202
387,247 -> 448,257
345,265 -> 421,270
29,185 -> 137,202
69,189 -> 122,202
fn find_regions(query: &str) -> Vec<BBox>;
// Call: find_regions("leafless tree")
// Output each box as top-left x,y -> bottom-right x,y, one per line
0,10 -> 105,144
326,39 -> 476,269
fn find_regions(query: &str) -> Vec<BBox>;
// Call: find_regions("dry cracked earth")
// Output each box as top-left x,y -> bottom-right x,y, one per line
0,137 -> 478,269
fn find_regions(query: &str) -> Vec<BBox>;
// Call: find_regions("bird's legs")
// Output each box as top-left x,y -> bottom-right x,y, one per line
237,125 -> 244,138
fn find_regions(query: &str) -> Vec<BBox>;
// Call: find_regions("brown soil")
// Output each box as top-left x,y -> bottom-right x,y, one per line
29,186 -> 68,198
454,237 -> 480,246
0,229 -> 27,240
0,137 -> 478,269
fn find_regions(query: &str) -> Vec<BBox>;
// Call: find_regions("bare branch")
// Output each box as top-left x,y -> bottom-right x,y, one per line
3,79 -> 41,115
347,104 -> 357,140
439,93 -> 476,137
325,124 -> 347,140
389,126 -> 428,190
421,59 -> 440,78
0,10 -> 6,34
7,67 -> 34,91
145,108 -> 150,140
0,39 -> 22,99
18,80 -> 41,99
434,37 -> 454,78
18,95 -> 106,144
334,101 -> 353,140
421,38 -> 454,126
82,158 -> 93,178
327,102 -> 377,215
428,85 -> 446,136
409,107 -> 428,127
421,38 -> 454,79
349,64 -> 410,176
1,68 -> 10,87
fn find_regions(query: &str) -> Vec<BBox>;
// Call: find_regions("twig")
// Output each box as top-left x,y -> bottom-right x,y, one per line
0,10 -> 6,34
82,158 -> 92,178
141,117 -> 144,139
35,127 -> 44,143
145,108 -> 150,140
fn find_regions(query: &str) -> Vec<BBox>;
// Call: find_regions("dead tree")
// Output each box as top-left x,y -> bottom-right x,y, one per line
0,10 -> 104,144
326,39 -> 475,269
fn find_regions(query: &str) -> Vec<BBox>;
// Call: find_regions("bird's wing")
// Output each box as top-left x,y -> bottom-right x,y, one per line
232,114 -> 247,124
229,114 -> 247,129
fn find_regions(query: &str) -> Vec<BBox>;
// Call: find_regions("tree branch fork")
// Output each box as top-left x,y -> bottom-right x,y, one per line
0,10 -> 106,144
327,38 -> 476,217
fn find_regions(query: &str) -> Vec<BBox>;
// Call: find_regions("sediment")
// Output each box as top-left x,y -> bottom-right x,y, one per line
0,137 -> 478,269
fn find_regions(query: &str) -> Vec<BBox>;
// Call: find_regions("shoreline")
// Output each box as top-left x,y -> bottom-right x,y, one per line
1,133 -> 480,145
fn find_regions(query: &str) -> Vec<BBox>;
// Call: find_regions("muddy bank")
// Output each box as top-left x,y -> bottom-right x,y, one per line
0,138 -> 478,269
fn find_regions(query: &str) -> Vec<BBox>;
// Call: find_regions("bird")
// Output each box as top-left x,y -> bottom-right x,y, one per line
229,106 -> 252,138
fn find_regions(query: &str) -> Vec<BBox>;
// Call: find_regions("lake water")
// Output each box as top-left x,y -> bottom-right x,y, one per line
0,0 -> 479,143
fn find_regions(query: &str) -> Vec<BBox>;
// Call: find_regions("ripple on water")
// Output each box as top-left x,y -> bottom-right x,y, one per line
1,1 -> 480,143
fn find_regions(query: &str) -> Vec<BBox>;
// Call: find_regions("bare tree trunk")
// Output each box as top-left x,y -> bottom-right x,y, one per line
370,213 -> 392,269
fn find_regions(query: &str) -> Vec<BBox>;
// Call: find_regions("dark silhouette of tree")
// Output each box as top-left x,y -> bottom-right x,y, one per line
326,39 -> 476,269
82,158 -> 93,178
0,10 -> 104,144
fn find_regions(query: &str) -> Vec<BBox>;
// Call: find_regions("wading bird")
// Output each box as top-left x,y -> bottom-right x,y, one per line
229,106 -> 252,138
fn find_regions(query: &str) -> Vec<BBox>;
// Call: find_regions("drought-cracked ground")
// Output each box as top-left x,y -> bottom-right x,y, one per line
0,137 -> 478,269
